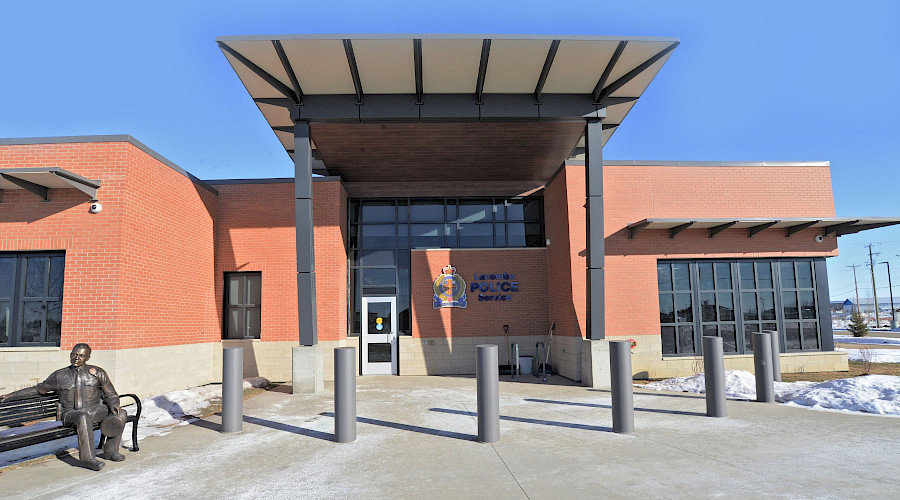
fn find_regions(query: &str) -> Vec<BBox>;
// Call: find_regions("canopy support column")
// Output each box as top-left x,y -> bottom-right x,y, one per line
294,119 -> 318,346
585,115 -> 605,340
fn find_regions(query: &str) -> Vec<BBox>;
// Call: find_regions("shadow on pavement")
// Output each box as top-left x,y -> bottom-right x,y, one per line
189,418 -> 222,433
187,415 -> 334,442
320,412 -> 475,442
591,388 -> 705,400
523,398 -> 706,417
243,416 -> 333,442
429,407 -> 613,432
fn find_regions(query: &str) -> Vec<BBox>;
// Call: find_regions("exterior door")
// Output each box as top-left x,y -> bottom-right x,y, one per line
361,297 -> 397,375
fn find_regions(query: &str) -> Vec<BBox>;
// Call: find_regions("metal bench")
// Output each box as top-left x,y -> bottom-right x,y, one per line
0,393 -> 141,453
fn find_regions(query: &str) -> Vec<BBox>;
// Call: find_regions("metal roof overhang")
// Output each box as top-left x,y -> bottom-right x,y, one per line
0,167 -> 100,201
626,218 -> 900,239
217,34 -> 679,183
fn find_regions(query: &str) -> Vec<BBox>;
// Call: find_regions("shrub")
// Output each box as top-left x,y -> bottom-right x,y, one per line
848,308 -> 869,338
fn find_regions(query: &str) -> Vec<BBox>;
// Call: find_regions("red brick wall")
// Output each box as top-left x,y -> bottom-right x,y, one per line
410,249 -> 549,338
0,141 -> 219,350
543,166 -> 586,338
556,163 -> 838,339
214,179 -> 347,342
117,146 -> 218,349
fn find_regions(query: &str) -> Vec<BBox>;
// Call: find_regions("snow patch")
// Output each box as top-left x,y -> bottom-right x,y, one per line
641,370 -> 900,416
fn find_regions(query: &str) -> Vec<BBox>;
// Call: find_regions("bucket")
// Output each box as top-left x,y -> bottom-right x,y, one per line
520,356 -> 533,375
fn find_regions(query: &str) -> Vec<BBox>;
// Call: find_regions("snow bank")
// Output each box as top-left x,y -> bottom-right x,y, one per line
642,370 -> 900,416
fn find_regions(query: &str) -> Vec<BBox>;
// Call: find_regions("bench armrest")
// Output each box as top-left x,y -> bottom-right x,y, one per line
118,394 -> 142,420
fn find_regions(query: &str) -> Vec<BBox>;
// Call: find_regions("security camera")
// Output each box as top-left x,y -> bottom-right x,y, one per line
814,234 -> 824,243
89,202 -> 102,214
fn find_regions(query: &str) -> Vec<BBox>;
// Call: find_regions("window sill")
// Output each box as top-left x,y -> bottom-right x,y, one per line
0,346 -> 62,352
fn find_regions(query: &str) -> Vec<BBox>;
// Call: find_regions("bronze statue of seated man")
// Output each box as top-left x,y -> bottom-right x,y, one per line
0,343 -> 129,471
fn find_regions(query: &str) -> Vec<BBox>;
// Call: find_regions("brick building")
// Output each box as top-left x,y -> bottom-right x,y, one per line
1,34 -> 898,396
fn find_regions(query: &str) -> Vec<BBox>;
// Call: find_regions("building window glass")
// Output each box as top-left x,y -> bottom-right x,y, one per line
224,272 -> 261,339
658,259 -> 822,356
348,197 -> 544,336
0,252 -> 65,347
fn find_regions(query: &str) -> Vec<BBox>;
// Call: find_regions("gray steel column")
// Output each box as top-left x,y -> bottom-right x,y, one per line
752,332 -> 775,403
609,340 -> 634,433
814,258 -> 835,351
702,336 -> 727,418
585,116 -> 606,340
334,347 -> 356,443
476,344 -> 500,443
222,347 -> 243,433
763,330 -> 782,382
294,118 -> 318,346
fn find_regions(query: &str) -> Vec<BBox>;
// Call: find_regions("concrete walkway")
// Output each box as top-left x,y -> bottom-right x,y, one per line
2,375 -> 898,499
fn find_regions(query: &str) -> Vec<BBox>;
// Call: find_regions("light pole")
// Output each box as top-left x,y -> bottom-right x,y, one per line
882,261 -> 896,328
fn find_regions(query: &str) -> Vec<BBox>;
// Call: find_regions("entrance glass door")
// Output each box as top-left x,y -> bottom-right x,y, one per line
361,297 -> 397,375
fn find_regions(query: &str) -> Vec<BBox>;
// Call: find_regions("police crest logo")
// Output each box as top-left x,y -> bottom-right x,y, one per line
433,265 -> 467,309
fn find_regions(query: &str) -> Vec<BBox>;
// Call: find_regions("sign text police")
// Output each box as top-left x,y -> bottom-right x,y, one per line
470,273 -> 519,302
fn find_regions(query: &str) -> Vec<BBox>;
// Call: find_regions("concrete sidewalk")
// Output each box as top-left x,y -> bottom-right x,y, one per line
2,375 -> 898,499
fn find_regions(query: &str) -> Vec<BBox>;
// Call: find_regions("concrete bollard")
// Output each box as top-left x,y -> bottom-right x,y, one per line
334,347 -> 357,443
763,330 -> 782,382
609,340 -> 634,434
702,336 -> 727,418
222,347 -> 243,433
752,332 -> 775,403
510,343 -> 520,381
476,344 -> 500,443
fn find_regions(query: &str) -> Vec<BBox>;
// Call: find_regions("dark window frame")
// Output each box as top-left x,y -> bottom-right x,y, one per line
223,272 -> 262,340
348,197 -> 545,336
659,258 -> 824,357
0,252 -> 65,348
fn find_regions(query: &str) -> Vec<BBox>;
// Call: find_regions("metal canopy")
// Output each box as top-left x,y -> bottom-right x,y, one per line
0,167 -> 100,201
217,34 -> 679,181
627,217 -> 900,239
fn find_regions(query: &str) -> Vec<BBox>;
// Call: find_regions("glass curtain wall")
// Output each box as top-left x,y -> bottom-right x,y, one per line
348,198 -> 544,335
658,259 -> 822,356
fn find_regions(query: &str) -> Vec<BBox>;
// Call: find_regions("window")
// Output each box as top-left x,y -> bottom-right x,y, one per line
224,273 -> 261,339
658,259 -> 824,356
0,252 -> 65,347
348,197 -> 544,336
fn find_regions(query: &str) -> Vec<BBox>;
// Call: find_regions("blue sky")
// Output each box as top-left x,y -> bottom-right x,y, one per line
1,0 -> 898,304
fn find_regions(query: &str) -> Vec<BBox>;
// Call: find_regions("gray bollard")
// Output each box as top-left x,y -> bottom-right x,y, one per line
609,340 -> 634,434
476,344 -> 500,443
763,330 -> 782,382
222,347 -> 243,433
702,336 -> 727,418
334,347 -> 357,443
752,332 -> 775,403
510,343 -> 520,382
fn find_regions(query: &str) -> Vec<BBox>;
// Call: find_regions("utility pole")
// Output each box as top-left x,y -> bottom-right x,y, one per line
848,264 -> 861,312
880,260 -> 894,327
866,244 -> 880,327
